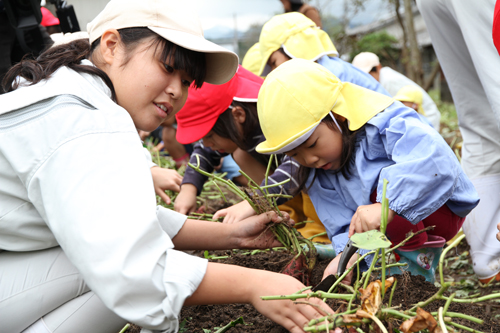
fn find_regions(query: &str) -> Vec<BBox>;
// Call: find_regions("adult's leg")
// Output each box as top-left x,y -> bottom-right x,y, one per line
0,247 -> 125,333
417,0 -> 500,280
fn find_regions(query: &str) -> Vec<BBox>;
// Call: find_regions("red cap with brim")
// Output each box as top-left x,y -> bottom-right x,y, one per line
176,65 -> 263,144
494,0 -> 500,55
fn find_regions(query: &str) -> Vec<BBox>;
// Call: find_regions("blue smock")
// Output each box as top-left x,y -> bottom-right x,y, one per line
306,102 -> 479,262
317,56 -> 390,96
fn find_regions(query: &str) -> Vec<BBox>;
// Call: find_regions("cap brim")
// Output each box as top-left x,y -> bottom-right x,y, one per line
233,66 -> 263,102
149,26 -> 238,85
176,112 -> 219,144
256,122 -> 319,154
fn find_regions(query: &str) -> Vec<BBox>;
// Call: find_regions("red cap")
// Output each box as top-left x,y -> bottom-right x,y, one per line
176,65 -> 263,144
494,0 -> 500,55
41,7 -> 60,27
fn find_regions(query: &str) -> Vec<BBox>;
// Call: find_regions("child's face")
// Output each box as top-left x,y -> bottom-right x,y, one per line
285,122 -> 343,170
107,38 -> 193,132
202,131 -> 239,154
402,101 -> 418,111
267,50 -> 290,72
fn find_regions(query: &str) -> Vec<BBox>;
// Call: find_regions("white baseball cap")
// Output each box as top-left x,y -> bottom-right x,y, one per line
351,52 -> 380,73
87,0 -> 238,85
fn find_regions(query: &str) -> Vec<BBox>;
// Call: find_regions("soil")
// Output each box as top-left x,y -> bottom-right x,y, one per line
127,240 -> 500,333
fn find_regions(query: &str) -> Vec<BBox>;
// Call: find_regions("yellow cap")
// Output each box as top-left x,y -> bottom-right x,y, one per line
394,85 -> 426,116
256,59 -> 394,154
242,43 -> 262,76
258,12 -> 338,76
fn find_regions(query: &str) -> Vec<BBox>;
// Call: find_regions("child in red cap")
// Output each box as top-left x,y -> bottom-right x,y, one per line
175,65 -> 331,242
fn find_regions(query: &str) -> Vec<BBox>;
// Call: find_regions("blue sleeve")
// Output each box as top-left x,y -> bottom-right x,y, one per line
181,141 -> 225,195
369,104 -> 466,223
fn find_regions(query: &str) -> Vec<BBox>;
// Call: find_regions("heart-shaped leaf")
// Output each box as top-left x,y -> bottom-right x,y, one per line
350,230 -> 391,250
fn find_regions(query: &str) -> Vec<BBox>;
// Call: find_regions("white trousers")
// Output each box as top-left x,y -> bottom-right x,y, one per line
417,0 -> 500,278
0,247 -> 126,333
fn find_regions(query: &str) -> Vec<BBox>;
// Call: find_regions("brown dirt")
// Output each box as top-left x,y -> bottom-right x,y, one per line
127,242 -> 500,333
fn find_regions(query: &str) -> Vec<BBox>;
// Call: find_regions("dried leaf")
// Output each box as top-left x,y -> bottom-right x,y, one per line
359,281 -> 382,315
384,276 -> 395,289
342,313 -> 364,324
399,308 -> 438,333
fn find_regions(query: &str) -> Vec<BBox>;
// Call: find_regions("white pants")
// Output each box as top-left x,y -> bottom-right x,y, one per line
0,247 -> 126,333
417,0 -> 500,278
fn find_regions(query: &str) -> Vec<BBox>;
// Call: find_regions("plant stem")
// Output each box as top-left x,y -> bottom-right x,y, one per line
261,291 -> 353,301
443,292 -> 455,315
118,324 -> 130,333
381,308 -> 412,320
442,293 -> 500,303
440,233 -> 466,285
448,321 -> 485,333
430,311 -> 483,325
380,179 -> 389,298
363,250 -> 380,289
388,278 -> 397,308
438,307 -> 449,333
308,231 -> 327,240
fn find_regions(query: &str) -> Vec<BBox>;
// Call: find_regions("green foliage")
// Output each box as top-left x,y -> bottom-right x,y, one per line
428,89 -> 459,133
350,31 -> 400,65
350,230 -> 392,250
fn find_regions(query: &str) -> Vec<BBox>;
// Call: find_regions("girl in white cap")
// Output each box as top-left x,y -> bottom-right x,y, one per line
256,58 -> 479,284
0,1 -> 332,332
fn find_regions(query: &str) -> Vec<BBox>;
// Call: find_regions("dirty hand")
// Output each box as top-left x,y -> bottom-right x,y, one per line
230,211 -> 292,249
250,270 -> 334,333
213,200 -> 256,223
322,252 -> 361,285
348,203 -> 395,237
150,166 -> 182,205
174,184 -> 198,215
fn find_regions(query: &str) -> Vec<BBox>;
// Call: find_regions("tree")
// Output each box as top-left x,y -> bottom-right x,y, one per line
350,31 -> 400,67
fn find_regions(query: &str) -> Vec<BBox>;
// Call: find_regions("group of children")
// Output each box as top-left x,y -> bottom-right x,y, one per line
0,1 -> 482,332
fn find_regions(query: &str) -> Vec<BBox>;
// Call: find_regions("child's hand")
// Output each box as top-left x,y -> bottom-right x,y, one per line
497,222 -> 500,242
348,203 -> 395,237
213,200 -> 256,223
150,166 -> 182,204
174,184 -> 198,214
322,252 -> 360,285
230,211 -> 292,249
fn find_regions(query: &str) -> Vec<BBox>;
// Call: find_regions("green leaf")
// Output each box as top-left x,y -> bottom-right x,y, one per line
350,230 -> 391,250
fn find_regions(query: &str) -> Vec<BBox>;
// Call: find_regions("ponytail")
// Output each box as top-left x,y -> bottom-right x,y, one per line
2,38 -> 116,100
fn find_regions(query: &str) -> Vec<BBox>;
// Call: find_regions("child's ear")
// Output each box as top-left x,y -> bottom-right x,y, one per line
99,29 -> 121,66
231,106 -> 246,124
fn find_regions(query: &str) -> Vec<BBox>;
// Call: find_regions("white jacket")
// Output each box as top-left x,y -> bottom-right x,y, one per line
379,66 -> 441,131
0,62 -> 207,332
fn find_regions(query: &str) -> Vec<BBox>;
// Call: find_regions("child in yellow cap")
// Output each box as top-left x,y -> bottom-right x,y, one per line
257,12 -> 389,97
394,85 -> 426,115
256,59 -> 479,284
394,85 -> 438,128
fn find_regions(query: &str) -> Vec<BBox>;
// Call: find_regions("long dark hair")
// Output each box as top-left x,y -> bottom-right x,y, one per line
295,114 -> 358,194
211,101 -> 260,151
2,28 -> 206,99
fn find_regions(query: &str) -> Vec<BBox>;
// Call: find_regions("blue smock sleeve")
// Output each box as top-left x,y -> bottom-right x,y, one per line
368,104 -> 477,223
